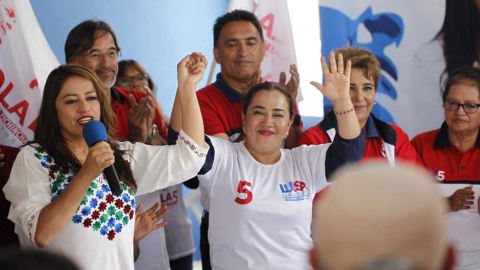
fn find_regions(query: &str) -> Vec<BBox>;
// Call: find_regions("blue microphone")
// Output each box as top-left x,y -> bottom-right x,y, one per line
83,120 -> 122,195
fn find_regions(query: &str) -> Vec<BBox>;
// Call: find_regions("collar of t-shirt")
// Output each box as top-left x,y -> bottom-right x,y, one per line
213,73 -> 244,103
434,121 -> 480,149
110,87 -> 125,104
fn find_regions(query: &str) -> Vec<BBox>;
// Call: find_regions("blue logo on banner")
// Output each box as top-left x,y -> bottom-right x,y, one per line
319,6 -> 404,124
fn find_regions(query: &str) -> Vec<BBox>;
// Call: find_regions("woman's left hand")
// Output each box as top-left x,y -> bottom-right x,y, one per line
310,51 -> 351,105
134,202 -> 169,243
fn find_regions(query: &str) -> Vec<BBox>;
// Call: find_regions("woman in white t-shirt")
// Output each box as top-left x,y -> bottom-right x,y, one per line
170,52 -> 366,270
3,53 -> 208,270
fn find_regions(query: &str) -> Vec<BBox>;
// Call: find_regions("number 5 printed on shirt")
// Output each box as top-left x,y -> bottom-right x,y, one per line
235,180 -> 253,205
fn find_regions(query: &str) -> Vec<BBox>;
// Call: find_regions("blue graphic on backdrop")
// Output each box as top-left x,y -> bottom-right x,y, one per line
319,6 -> 404,124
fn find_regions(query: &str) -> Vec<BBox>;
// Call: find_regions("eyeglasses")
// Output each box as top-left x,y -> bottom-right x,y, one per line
444,100 -> 480,114
116,73 -> 150,85
84,50 -> 118,62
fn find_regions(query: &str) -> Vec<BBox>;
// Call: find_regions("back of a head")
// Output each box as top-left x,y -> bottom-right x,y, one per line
314,162 -> 448,270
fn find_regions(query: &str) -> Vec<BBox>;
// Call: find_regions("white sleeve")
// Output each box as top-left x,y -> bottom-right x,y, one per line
196,135 -> 228,211
3,145 -> 51,246
293,144 -> 330,193
125,129 -> 209,196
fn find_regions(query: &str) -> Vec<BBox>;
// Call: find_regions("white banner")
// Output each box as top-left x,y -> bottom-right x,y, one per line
228,0 -> 300,100
0,0 -> 59,147
319,0 -> 446,137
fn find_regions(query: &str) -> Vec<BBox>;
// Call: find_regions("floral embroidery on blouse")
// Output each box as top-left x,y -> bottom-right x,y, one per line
33,146 -> 136,241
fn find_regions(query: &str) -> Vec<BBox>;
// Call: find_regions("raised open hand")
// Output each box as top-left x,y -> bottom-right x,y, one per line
134,202 -> 169,242
310,51 -> 351,104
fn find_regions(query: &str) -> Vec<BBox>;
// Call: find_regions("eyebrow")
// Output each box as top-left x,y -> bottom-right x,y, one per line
252,106 -> 286,113
88,47 -> 117,53
225,36 -> 258,44
61,90 -> 96,99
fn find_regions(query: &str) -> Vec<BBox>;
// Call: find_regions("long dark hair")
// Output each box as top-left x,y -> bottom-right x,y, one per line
32,64 -> 136,192
437,0 -> 480,76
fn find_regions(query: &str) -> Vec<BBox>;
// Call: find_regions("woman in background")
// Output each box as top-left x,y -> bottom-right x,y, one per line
299,47 -> 422,166
116,59 -> 196,270
412,67 -> 480,270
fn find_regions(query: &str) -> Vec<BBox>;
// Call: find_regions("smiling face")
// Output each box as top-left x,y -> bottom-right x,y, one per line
445,79 -> 480,135
349,68 -> 376,128
56,76 -> 101,142
242,89 -> 293,163
214,21 -> 265,89
71,30 -> 118,90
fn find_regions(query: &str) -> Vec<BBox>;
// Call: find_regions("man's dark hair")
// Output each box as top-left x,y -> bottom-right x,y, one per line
213,10 -> 264,47
65,19 -> 121,63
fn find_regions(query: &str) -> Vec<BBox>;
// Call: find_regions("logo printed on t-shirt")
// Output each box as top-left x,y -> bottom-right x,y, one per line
160,188 -> 178,206
279,181 -> 312,202
380,145 -> 387,158
430,170 -> 445,181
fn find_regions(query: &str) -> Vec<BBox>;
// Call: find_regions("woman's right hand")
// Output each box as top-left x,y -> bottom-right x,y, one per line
82,141 -> 115,181
448,185 -> 474,212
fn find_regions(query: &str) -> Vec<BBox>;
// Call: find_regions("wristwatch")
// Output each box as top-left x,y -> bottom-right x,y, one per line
145,124 -> 159,144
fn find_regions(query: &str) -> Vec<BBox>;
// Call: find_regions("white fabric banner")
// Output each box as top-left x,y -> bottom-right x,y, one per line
319,0 -> 445,137
228,0 -> 300,100
0,0 -> 59,147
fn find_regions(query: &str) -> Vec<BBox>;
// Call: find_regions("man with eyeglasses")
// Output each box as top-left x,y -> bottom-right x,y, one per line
412,67 -> 480,269
65,20 -> 167,146
64,20 -> 170,270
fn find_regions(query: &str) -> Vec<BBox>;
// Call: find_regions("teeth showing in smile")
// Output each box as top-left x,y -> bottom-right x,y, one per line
78,117 -> 93,124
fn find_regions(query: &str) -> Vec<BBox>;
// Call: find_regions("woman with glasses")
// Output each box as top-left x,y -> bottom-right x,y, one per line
116,60 -> 166,120
411,67 -> 480,269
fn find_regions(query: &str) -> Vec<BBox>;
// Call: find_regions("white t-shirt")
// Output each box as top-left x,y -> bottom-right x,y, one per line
3,130 -> 208,270
161,184 -> 195,260
437,184 -> 480,270
198,137 -> 330,270
134,192 -> 170,270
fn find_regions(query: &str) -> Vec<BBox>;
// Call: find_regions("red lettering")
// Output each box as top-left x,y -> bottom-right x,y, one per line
172,190 -> 178,202
253,2 -> 258,13
259,13 -> 275,40
235,180 -> 253,205
0,81 -> 13,108
5,7 -> 15,18
294,181 -> 307,192
28,117 -> 37,132
7,100 -> 29,126
29,79 -> 38,89
0,67 -> 5,88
